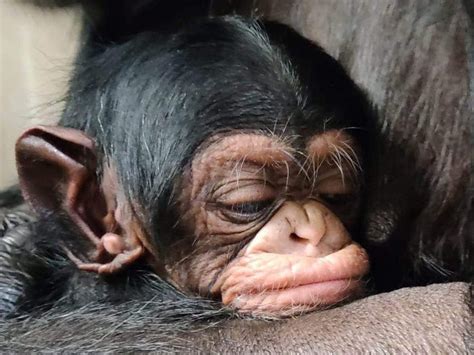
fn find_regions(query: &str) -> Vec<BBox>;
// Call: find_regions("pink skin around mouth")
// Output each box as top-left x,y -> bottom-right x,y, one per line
230,278 -> 362,314
219,244 -> 369,314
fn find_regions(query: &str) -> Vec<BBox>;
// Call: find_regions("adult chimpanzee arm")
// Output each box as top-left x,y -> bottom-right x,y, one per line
0,283 -> 471,353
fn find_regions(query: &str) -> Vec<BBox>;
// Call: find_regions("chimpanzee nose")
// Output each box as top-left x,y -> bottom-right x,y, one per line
244,200 -> 346,258
289,202 -> 327,246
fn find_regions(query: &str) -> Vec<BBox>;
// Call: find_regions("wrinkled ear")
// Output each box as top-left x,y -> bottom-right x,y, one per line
16,125 -> 145,274
16,125 -> 106,248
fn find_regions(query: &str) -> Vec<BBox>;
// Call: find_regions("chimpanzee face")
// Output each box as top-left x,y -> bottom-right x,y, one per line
164,131 -> 368,316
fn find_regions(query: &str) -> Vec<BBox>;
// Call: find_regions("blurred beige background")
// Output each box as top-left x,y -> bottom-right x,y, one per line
0,1 -> 81,188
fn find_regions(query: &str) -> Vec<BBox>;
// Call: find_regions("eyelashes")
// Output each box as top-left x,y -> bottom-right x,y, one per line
222,200 -> 274,216
216,199 -> 274,224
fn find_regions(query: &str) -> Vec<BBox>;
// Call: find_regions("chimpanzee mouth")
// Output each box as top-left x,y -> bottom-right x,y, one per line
226,278 -> 367,318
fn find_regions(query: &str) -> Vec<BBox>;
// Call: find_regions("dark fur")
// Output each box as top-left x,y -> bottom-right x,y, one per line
0,0 -> 472,351
1,12 -> 371,319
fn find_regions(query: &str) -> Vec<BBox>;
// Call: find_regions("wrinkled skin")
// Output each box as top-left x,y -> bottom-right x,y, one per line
166,132 -> 369,315
0,1 -> 471,353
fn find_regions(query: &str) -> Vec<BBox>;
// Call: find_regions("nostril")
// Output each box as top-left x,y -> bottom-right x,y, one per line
290,233 -> 306,243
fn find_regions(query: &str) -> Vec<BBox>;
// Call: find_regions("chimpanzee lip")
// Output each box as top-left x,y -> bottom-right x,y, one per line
242,243 -> 369,292
270,277 -> 362,300
244,277 -> 362,298
218,242 -> 369,311
230,278 -> 364,314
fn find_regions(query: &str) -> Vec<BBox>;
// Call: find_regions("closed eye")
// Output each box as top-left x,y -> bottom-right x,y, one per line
212,179 -> 277,223
223,200 -> 273,215
218,199 -> 274,223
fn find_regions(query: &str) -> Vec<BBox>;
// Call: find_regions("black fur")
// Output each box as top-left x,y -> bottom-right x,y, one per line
0,15 -> 371,319
0,1 -> 472,351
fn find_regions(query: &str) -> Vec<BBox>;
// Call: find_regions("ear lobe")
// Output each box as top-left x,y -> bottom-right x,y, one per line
16,125 -> 105,246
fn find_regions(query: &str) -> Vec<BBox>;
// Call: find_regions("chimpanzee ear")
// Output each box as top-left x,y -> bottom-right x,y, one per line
16,125 -> 146,274
15,125 -> 106,243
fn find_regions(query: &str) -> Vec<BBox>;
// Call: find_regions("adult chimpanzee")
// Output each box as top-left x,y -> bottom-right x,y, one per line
0,0 -> 472,352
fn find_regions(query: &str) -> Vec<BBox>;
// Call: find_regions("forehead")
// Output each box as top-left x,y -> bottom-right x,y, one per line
192,130 -> 357,169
